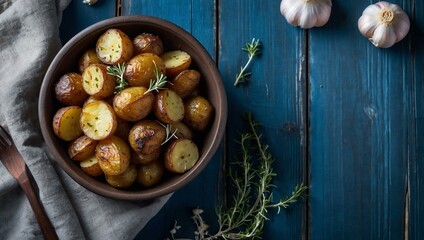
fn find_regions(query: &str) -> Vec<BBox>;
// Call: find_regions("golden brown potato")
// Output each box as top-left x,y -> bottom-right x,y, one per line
136,160 -> 164,187
114,118 -> 132,141
161,50 -> 191,78
55,73 -> 88,106
83,96 -> 99,107
183,96 -> 214,131
133,33 -> 164,56
78,49 -> 101,73
68,135 -> 97,161
128,120 -> 166,155
105,163 -> 137,188
80,100 -> 117,140
169,122 -> 193,140
80,155 -> 104,177
52,106 -> 83,141
96,135 -> 131,175
124,53 -> 165,87
169,70 -> 201,99
113,86 -> 155,122
96,28 -> 133,65
82,64 -> 116,99
131,147 -> 162,164
153,89 -> 184,124
164,138 -> 199,173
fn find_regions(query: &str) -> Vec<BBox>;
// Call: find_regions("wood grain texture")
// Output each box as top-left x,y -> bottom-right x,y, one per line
309,1 -> 413,239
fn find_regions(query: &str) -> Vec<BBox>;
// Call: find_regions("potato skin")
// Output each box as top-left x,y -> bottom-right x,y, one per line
136,160 -> 164,187
124,53 -> 165,87
133,33 -> 164,56
96,135 -> 131,175
80,155 -> 104,177
105,163 -> 137,188
82,64 -> 116,99
68,135 -> 97,161
131,147 -> 162,164
153,89 -> 185,124
96,28 -> 133,65
169,70 -> 201,99
52,106 -> 83,141
113,86 -> 154,122
169,122 -> 193,140
164,138 -> 199,173
55,73 -> 88,106
78,49 -> 101,73
183,96 -> 214,131
128,120 -> 166,155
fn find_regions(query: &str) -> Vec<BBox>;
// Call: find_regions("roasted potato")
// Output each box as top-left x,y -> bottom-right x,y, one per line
161,50 -> 191,78
96,135 -> 131,175
83,96 -> 99,107
55,73 -> 88,106
153,89 -> 184,124
124,53 -> 165,87
80,155 -> 104,177
128,120 -> 166,155
169,70 -> 201,99
80,100 -> 117,140
183,96 -> 214,131
105,163 -> 137,188
68,135 -> 97,161
114,117 -> 132,141
169,122 -> 193,140
164,138 -> 199,173
78,48 -> 101,73
82,64 -> 116,99
96,28 -> 133,65
131,147 -> 162,164
53,106 -> 83,141
136,160 -> 164,187
133,33 -> 164,56
113,86 -> 154,121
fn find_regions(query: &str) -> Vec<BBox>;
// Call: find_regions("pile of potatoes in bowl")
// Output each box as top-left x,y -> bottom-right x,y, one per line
52,28 -> 213,189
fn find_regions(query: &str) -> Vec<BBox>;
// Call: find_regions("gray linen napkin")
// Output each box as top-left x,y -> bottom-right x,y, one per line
0,1 -> 171,239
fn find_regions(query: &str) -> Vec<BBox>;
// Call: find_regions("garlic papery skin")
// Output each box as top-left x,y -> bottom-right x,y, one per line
358,1 -> 410,48
280,0 -> 332,29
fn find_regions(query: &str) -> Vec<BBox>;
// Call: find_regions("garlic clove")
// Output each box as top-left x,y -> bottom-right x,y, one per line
280,0 -> 332,29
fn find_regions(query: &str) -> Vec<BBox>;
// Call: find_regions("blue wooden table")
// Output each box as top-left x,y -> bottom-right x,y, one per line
60,1 -> 424,239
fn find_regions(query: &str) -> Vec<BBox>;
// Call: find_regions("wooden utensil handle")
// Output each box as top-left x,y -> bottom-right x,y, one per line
20,175 -> 58,240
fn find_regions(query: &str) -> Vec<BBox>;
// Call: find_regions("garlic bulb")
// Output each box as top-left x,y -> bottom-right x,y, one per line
280,0 -> 332,29
358,1 -> 410,48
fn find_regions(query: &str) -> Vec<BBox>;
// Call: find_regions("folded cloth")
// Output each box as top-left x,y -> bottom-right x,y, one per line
0,1 -> 170,239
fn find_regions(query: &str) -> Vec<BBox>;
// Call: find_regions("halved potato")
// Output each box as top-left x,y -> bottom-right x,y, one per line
68,135 -> 97,161
80,100 -> 117,140
133,33 -> 164,56
131,147 -> 162,164
78,48 -> 101,73
183,96 -> 214,131
136,160 -> 164,187
96,28 -> 133,65
124,53 -> 165,87
113,86 -> 154,122
161,50 -> 191,78
82,64 -> 116,99
105,163 -> 137,188
153,89 -> 184,124
169,121 -> 193,140
80,155 -> 103,177
96,135 -> 131,175
164,138 -> 199,173
128,120 -> 166,155
52,106 -> 83,141
55,73 -> 88,106
169,70 -> 201,99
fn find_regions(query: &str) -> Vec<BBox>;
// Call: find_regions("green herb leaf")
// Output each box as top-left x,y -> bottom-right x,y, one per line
234,38 -> 261,86
145,60 -> 169,94
107,62 -> 128,94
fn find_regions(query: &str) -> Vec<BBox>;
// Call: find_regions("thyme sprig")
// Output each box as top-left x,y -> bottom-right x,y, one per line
157,121 -> 178,145
107,63 -> 128,94
168,113 -> 307,240
145,61 -> 169,94
234,38 -> 261,86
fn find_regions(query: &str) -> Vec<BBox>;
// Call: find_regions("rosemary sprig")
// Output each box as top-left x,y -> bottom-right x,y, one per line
234,38 -> 261,86
157,121 -> 178,145
107,63 -> 128,94
145,61 -> 169,94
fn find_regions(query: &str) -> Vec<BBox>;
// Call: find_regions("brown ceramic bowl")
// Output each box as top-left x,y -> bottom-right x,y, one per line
39,16 -> 227,200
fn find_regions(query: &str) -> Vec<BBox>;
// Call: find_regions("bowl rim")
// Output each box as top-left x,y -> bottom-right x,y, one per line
39,15 -> 227,200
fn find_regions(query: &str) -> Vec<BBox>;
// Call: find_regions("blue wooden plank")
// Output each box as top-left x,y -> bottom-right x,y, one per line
122,1 -> 222,239
219,1 -> 307,239
59,0 -> 116,44
309,1 -> 413,239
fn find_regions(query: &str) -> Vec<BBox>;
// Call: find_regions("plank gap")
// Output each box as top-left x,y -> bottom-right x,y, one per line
116,0 -> 122,16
